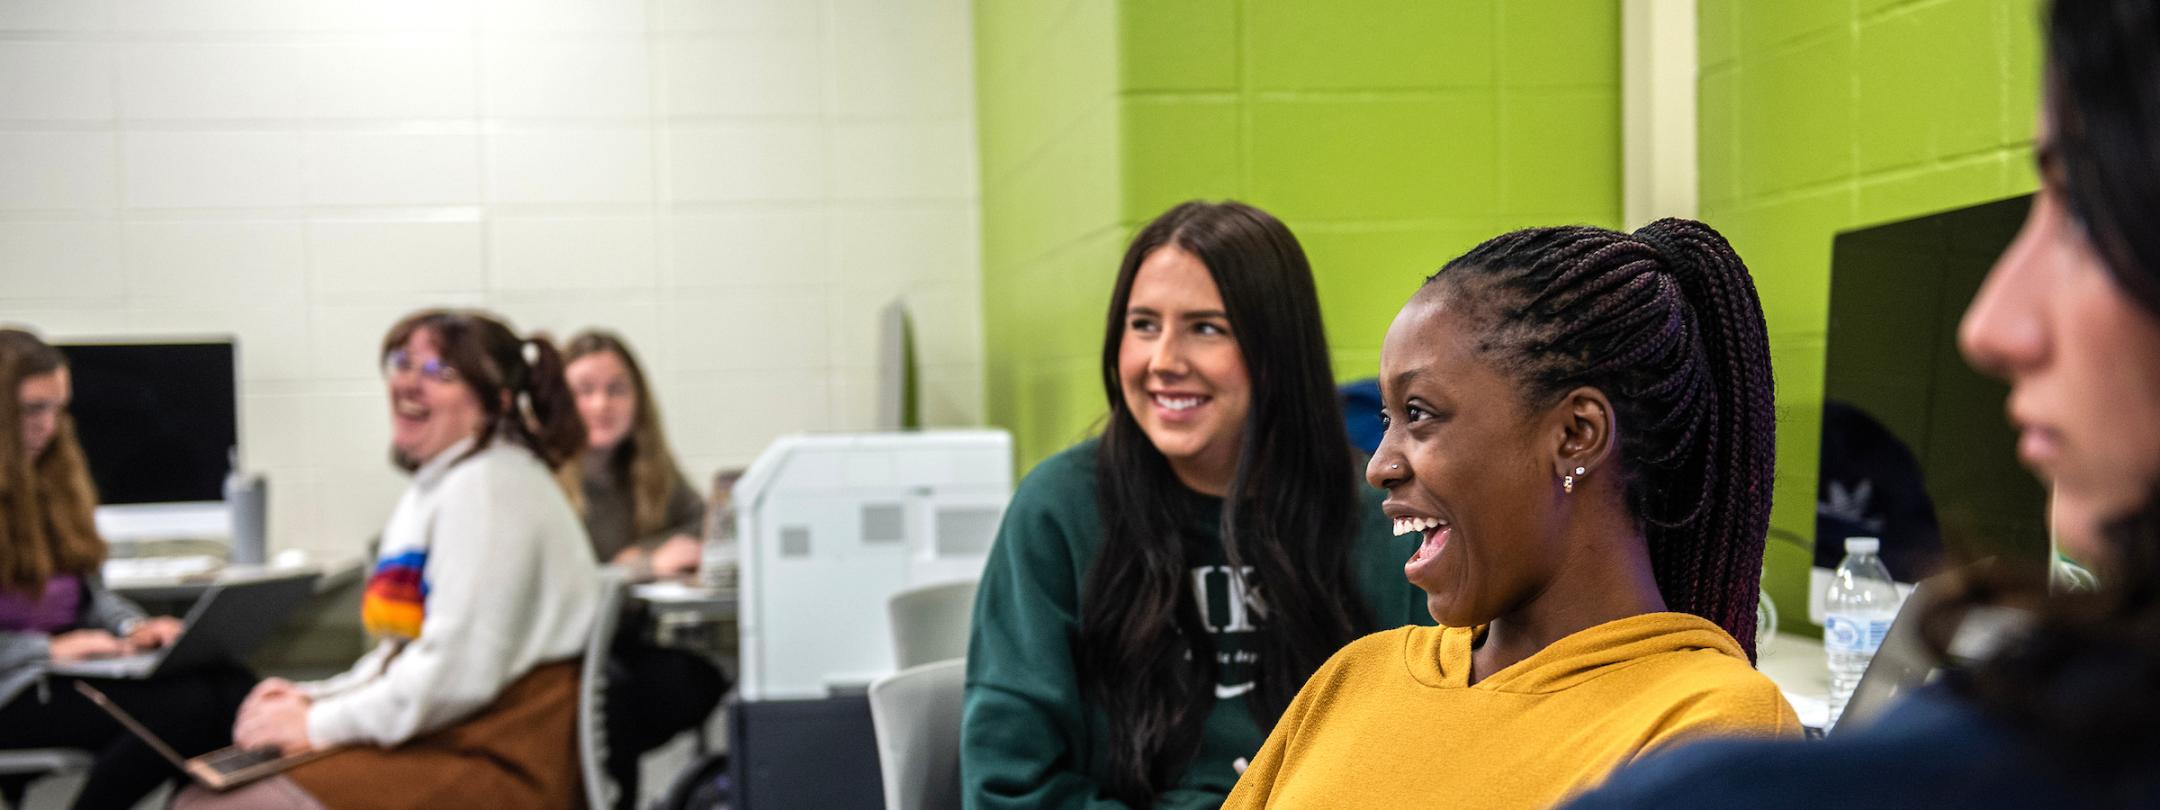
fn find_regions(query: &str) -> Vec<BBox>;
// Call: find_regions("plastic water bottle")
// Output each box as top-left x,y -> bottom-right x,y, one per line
1824,537 -> 1899,727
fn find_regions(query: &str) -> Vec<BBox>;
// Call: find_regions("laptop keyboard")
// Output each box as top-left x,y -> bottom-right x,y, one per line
201,746 -> 284,775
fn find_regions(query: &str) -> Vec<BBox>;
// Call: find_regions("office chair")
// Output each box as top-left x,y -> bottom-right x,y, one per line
886,580 -> 976,670
867,659 -> 965,810
0,748 -> 92,807
580,569 -> 630,810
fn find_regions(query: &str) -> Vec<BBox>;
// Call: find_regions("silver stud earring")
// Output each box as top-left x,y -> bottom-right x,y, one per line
1563,466 -> 1585,494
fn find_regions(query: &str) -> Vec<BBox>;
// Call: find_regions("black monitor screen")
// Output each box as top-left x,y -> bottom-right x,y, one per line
1820,194 -> 2047,580
57,341 -> 236,505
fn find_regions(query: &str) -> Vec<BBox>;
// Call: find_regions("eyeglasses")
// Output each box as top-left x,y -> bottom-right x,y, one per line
383,350 -> 460,384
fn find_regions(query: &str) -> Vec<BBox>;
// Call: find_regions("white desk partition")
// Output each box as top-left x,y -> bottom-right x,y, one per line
733,430 -> 1011,700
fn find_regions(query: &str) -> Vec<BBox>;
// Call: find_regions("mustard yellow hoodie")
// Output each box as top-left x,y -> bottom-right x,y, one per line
1223,612 -> 1801,809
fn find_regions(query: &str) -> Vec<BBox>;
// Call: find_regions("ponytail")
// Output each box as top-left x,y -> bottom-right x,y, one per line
1424,219 -> 1776,657
1631,218 -> 1778,656
516,335 -> 584,468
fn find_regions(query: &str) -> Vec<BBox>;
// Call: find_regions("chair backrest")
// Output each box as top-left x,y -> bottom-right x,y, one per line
580,569 -> 630,810
887,580 -> 977,671
0,748 -> 93,807
0,748 -> 93,776
866,658 -> 965,810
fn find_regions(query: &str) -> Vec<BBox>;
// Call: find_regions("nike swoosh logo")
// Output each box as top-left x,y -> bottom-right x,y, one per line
1216,681 -> 1255,699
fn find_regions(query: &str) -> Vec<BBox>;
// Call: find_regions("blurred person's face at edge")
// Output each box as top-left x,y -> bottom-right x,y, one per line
1960,110 -> 2160,565
385,326 -> 489,469
17,366 -> 68,460
1117,244 -> 1252,496
1369,291 -> 1567,626
566,349 -> 637,453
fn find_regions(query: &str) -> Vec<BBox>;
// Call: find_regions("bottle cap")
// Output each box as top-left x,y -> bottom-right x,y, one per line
1845,536 -> 1880,554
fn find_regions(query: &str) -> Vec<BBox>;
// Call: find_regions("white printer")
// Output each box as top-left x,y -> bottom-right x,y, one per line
731,429 -> 1012,700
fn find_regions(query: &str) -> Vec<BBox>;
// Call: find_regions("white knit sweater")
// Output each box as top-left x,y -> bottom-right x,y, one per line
300,435 -> 600,748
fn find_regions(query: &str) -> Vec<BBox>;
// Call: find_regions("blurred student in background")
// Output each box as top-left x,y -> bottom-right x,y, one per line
1226,219 -> 1797,808
561,329 -> 727,810
1572,2 -> 2160,806
562,330 -> 705,580
183,310 -> 598,809
0,328 -> 250,810
961,201 -> 1434,808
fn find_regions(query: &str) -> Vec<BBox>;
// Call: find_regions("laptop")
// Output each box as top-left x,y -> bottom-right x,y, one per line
1831,574 -> 2025,734
76,680 -> 332,790
50,573 -> 318,679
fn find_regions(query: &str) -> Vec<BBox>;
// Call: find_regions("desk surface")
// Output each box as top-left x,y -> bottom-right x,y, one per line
631,581 -> 737,614
108,556 -> 366,603
1757,632 -> 1831,729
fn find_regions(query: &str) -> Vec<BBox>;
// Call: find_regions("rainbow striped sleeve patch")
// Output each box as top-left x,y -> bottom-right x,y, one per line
360,550 -> 429,641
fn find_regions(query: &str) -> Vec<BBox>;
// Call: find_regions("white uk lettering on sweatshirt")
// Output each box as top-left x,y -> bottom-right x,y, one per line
1190,565 -> 1264,698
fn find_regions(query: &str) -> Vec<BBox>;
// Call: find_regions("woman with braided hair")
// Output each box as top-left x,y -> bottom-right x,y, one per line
1223,219 -> 1798,809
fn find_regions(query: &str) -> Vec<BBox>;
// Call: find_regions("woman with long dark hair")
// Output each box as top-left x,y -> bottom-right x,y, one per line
960,201 -> 1432,807
0,328 -> 253,810
1570,2 -> 2160,806
181,310 -> 601,809
1225,218 -> 1798,808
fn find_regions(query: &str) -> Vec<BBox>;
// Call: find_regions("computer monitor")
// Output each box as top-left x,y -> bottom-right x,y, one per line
57,338 -> 239,543
1813,195 -> 2048,620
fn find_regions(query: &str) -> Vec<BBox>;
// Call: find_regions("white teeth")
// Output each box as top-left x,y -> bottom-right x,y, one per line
1154,394 -> 1202,411
1393,517 -> 1449,536
395,401 -> 427,417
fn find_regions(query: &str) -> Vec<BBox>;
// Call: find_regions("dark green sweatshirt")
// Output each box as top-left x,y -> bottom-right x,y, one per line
960,438 -> 1433,809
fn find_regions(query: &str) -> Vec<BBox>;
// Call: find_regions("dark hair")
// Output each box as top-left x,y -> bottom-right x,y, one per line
1079,200 -> 1369,803
380,309 -> 584,470
560,329 -> 685,535
1922,0 -> 2160,792
1421,219 -> 1776,657
0,328 -> 105,595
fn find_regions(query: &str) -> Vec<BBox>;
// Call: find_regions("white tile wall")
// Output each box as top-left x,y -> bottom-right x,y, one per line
112,0 -> 316,33
666,122 -> 827,202
0,132 -> 117,210
664,209 -> 831,288
0,0 -> 111,32
831,13 -> 972,120
478,0 -> 647,35
123,131 -> 308,208
655,0 -> 817,35
119,44 -> 308,121
310,220 -> 487,297
483,41 -> 651,120
0,221 -> 125,300
306,132 -> 484,206
661,288 -> 832,373
305,42 -> 479,120
0,0 -> 983,558
307,0 -> 480,34
0,43 -> 115,121
489,216 -> 658,292
488,128 -> 654,204
658,33 -> 823,118
831,121 -> 975,200
122,220 -> 307,301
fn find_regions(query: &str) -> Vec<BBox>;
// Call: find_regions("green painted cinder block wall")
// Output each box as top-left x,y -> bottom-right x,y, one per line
1701,0 -> 2046,634
978,1 -> 1624,473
